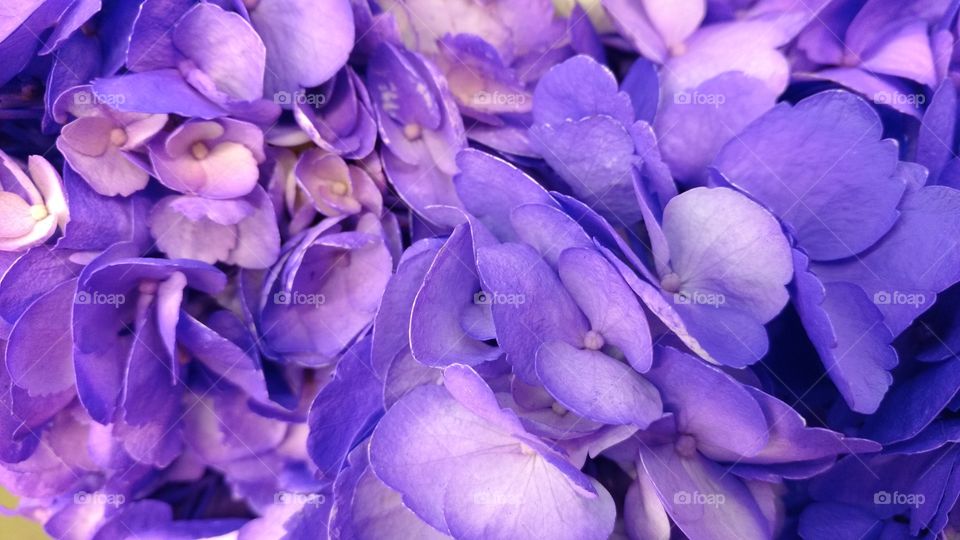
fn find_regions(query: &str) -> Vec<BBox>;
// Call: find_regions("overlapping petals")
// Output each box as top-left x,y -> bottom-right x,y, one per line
2,1 -> 960,540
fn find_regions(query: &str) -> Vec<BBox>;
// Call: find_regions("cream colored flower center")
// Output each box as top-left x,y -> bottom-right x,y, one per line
583,330 -> 605,351
660,272 -> 682,293
29,204 -> 48,221
403,123 -> 422,140
110,128 -> 128,147
191,142 -> 210,160
330,180 -> 349,196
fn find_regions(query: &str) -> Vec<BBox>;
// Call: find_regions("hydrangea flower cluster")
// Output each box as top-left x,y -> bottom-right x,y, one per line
2,0 -> 960,539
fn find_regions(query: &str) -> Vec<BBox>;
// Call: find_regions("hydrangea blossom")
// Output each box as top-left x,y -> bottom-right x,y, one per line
2,1 -> 960,539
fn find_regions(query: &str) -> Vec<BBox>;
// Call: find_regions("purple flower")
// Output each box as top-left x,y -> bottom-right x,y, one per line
5,0 -> 960,537
149,118 -> 266,199
56,87 -> 168,197
95,1 -> 280,123
714,89 -> 960,412
292,67 -> 378,159
258,213 -> 394,365
370,364 -> 617,540
294,149 -> 382,218
795,0 -> 947,116
148,185 -> 281,269
367,42 -> 467,227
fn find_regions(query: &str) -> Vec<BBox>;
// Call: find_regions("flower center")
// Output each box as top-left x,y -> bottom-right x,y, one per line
403,123 -> 422,140
660,272 -> 682,293
583,330 -> 605,351
551,401 -> 568,416
518,443 -> 536,456
330,180 -> 349,196
191,142 -> 210,160
109,128 -> 128,147
29,204 -> 48,221
669,42 -> 687,57
675,434 -> 697,458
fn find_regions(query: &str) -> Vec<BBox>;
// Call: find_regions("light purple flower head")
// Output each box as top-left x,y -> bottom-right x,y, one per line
149,118 -> 266,200
55,86 -> 168,197
0,151 -> 68,251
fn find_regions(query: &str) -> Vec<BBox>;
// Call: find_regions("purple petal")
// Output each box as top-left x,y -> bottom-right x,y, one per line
812,186 -> 960,335
918,81 -> 957,184
656,72 -> 776,183
149,186 -> 280,269
370,382 -> 616,540
261,215 -> 392,364
536,341 -> 662,427
794,256 -> 897,414
661,187 -> 792,323
6,278 -> 75,396
307,338 -> 382,482
0,246 -> 81,337
713,90 -> 904,261
453,149 -> 559,242
249,0 -> 355,96
331,443 -> 448,539
92,69 -> 228,118
638,443 -> 771,540
557,247 -> 653,371
475,242 -> 588,383
177,311 -> 269,403
532,55 -> 633,127
510,203 -> 594,267
662,20 -> 789,98
371,238 -> 442,379
126,0 -> 193,71
646,347 -> 768,460
116,307 -> 182,467
410,224 -> 501,367
531,115 -> 640,224
862,358 -> 960,444
173,3 -> 266,101
621,58 -> 659,124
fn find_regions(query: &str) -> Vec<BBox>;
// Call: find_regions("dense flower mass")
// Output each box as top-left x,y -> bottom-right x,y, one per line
2,0 -> 960,539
